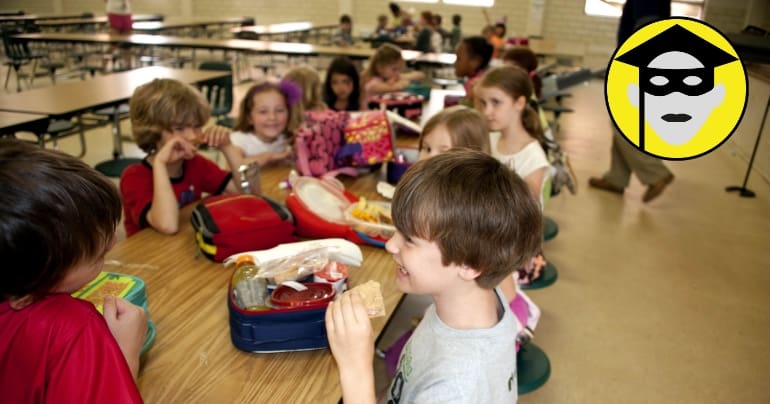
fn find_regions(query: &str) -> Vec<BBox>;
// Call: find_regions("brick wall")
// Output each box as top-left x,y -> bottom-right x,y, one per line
541,0 -> 618,68
2,0 -> 53,14
190,0 -> 338,25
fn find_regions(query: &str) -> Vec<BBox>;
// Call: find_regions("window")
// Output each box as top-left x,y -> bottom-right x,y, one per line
584,0 -> 704,19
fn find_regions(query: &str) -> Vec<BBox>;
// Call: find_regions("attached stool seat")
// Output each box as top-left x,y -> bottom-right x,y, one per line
517,343 -> 551,395
92,104 -> 141,178
95,157 -> 142,178
521,261 -> 558,290
48,119 -> 87,158
543,216 -> 559,241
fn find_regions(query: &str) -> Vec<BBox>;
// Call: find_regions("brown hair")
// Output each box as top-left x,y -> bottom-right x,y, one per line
392,149 -> 542,288
477,65 -> 544,143
129,78 -> 211,153
502,46 -> 542,99
0,139 -> 122,303
361,43 -> 404,84
283,65 -> 327,112
419,106 -> 490,153
233,80 -> 303,138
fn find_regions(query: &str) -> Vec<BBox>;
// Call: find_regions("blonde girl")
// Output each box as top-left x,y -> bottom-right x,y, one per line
360,43 -> 425,102
283,65 -> 327,112
229,80 -> 303,168
418,106 -> 489,161
475,65 -> 549,200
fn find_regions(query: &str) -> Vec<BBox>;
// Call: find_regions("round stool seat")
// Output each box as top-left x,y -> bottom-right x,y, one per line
95,157 -> 142,178
543,216 -> 559,241
47,119 -> 74,134
521,261 -> 558,290
94,103 -> 130,117
517,343 -> 551,395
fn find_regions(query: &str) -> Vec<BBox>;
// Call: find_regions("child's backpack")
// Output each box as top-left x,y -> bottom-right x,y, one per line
295,110 -> 395,177
542,138 -> 577,197
191,194 -> 297,262
294,109 -> 353,177
336,110 -> 395,167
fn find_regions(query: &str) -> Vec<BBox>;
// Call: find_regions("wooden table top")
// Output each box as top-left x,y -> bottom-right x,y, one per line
0,111 -> 49,135
108,162 -> 404,403
0,66 -> 230,117
132,17 -> 250,32
16,32 -> 378,60
0,12 -> 86,23
232,21 -> 315,35
36,14 -> 163,28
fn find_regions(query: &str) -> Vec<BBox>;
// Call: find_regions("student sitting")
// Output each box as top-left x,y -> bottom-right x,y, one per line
414,11 -> 435,52
332,14 -> 355,47
229,80 -> 303,168
453,36 -> 493,106
449,14 -> 462,50
323,56 -> 362,111
360,43 -> 425,101
120,79 -> 241,237
0,139 -> 146,402
326,149 -> 543,403
283,65 -> 327,112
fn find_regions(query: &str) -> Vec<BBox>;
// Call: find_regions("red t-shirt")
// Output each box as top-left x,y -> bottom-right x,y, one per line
0,294 -> 143,403
120,154 -> 232,236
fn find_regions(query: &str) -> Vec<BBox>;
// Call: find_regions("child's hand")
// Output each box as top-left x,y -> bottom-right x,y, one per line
103,295 -> 147,379
273,148 -> 294,162
325,292 -> 374,373
203,125 -> 232,148
155,136 -> 196,164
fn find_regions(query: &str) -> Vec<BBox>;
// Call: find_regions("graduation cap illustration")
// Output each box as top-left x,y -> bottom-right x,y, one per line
614,23 -> 738,150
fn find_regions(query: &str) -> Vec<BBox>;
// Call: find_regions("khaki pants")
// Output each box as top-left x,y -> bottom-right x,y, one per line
603,128 -> 671,188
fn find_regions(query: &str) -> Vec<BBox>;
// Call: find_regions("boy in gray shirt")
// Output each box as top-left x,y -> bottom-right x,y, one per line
326,149 -> 543,403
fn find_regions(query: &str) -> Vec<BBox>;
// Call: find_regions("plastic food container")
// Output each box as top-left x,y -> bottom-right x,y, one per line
72,271 -> 156,355
270,282 -> 335,309
387,147 -> 419,184
292,176 -> 351,224
314,261 -> 349,294
344,200 -> 396,239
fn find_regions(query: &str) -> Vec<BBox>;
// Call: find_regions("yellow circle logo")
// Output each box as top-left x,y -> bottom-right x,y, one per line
605,17 -> 747,160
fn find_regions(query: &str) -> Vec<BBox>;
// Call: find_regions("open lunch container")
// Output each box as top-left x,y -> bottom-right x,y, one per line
224,239 -> 362,353
72,271 -> 156,355
285,175 -> 395,247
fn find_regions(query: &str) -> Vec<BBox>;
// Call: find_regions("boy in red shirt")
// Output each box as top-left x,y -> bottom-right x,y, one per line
121,78 -> 241,236
0,139 -> 146,403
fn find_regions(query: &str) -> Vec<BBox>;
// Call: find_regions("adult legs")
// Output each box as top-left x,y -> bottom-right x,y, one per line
591,127 -> 673,201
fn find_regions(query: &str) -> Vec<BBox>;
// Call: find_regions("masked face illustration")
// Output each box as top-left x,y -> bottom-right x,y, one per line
627,51 -> 726,145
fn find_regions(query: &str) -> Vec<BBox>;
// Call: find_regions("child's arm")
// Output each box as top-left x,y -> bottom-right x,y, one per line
524,166 -> 548,201
244,149 -> 293,167
367,77 -> 411,94
482,8 -> 492,26
103,295 -> 147,380
146,137 -> 196,234
367,70 -> 424,95
325,292 -> 377,404
203,125 -> 241,194
401,70 -> 425,82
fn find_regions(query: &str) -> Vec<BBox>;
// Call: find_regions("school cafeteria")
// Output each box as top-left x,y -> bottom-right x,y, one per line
1,0 -> 769,403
